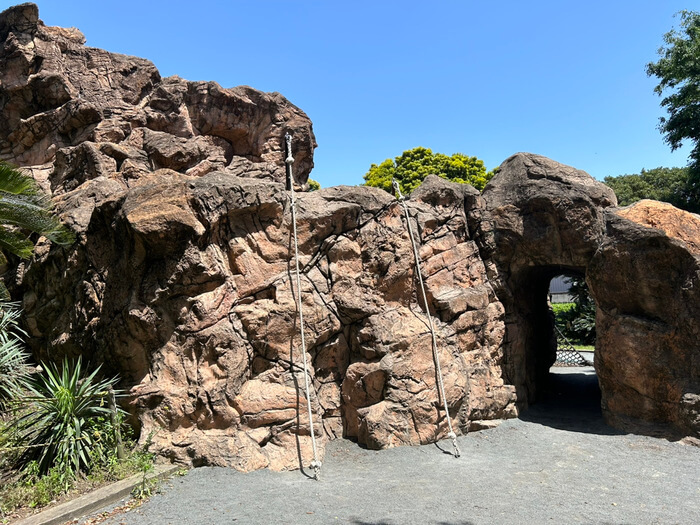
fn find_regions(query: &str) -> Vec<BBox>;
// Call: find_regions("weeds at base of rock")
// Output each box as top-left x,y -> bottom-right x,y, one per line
129,432 -> 157,501
0,420 -> 157,523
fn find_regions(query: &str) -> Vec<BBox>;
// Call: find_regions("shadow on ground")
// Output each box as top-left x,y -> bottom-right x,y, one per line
518,367 -> 625,436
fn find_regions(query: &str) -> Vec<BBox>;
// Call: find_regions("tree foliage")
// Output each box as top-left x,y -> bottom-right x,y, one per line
552,276 -> 596,346
307,178 -> 321,191
604,166 -> 698,212
363,147 -> 495,195
646,10 -> 700,206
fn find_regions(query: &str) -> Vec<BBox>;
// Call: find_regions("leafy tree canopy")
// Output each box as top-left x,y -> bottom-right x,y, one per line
646,10 -> 700,205
604,166 -> 699,212
307,178 -> 320,191
363,147 -> 495,195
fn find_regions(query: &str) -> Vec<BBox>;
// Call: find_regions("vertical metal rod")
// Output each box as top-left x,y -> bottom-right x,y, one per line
285,133 -> 321,480
392,179 -> 461,458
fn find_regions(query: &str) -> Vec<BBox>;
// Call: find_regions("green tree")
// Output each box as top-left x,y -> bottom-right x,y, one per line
552,276 -> 596,346
604,166 -> 698,212
307,178 -> 321,191
646,10 -> 700,207
0,162 -> 74,298
363,146 -> 495,195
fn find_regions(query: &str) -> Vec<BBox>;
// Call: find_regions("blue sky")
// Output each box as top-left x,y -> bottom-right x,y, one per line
16,0 -> 699,187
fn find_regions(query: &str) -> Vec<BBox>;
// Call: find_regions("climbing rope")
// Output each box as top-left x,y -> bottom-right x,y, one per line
285,133 -> 322,480
392,179 -> 461,458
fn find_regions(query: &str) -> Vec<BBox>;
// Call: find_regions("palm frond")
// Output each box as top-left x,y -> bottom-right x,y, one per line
0,163 -> 42,197
0,162 -> 75,255
0,224 -> 35,259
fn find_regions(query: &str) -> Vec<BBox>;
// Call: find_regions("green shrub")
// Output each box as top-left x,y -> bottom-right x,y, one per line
551,302 -> 575,317
12,357 -> 119,478
551,278 -> 597,346
1,350 -> 157,517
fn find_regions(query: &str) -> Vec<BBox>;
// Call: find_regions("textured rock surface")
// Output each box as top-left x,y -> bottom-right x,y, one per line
482,153 -> 617,406
2,4 -> 699,473
483,154 -> 700,438
588,200 -> 700,437
0,3 -> 316,193
21,170 -> 515,468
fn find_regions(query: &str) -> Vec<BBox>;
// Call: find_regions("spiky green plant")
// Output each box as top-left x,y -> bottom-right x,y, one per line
0,301 -> 30,406
13,357 -> 119,477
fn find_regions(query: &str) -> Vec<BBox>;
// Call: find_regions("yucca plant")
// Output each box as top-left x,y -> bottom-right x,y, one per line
13,357 -> 119,477
0,301 -> 30,406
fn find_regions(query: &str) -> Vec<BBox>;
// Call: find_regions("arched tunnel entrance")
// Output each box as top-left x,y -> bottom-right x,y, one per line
502,265 -> 608,432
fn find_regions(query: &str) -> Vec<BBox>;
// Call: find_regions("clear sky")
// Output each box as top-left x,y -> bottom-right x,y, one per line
14,0 -> 699,188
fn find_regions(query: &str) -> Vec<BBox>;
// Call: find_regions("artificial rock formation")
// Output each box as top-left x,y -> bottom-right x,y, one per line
484,155 -> 700,438
1,4 -> 699,472
0,3 -> 315,194
482,153 -> 618,406
2,4 -> 515,468
589,200 -> 700,436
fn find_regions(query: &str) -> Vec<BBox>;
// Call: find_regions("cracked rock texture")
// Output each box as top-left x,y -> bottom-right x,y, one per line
2,4 -> 699,471
0,3 -> 315,194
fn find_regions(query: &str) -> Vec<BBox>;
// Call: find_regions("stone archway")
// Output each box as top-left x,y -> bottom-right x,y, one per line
483,153 -> 700,438
503,264 -> 589,405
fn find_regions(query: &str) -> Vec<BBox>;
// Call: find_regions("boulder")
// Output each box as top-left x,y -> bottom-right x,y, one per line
588,200 -> 700,436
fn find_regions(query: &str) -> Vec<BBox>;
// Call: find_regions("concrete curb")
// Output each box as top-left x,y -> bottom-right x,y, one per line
14,463 -> 183,525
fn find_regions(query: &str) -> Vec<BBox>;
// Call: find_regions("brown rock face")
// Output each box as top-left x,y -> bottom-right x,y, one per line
21,170 -> 514,468
483,154 -> 700,438
588,201 -> 700,436
483,153 -> 617,406
3,5 -> 699,472
0,3 -> 316,193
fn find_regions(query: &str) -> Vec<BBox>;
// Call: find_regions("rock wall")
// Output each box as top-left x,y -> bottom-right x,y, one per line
22,170 -> 516,469
484,154 -> 700,438
0,3 -> 315,194
1,4 -> 698,472
2,4 -> 516,469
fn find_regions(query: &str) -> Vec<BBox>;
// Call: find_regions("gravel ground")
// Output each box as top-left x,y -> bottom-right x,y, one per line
95,367 -> 700,525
